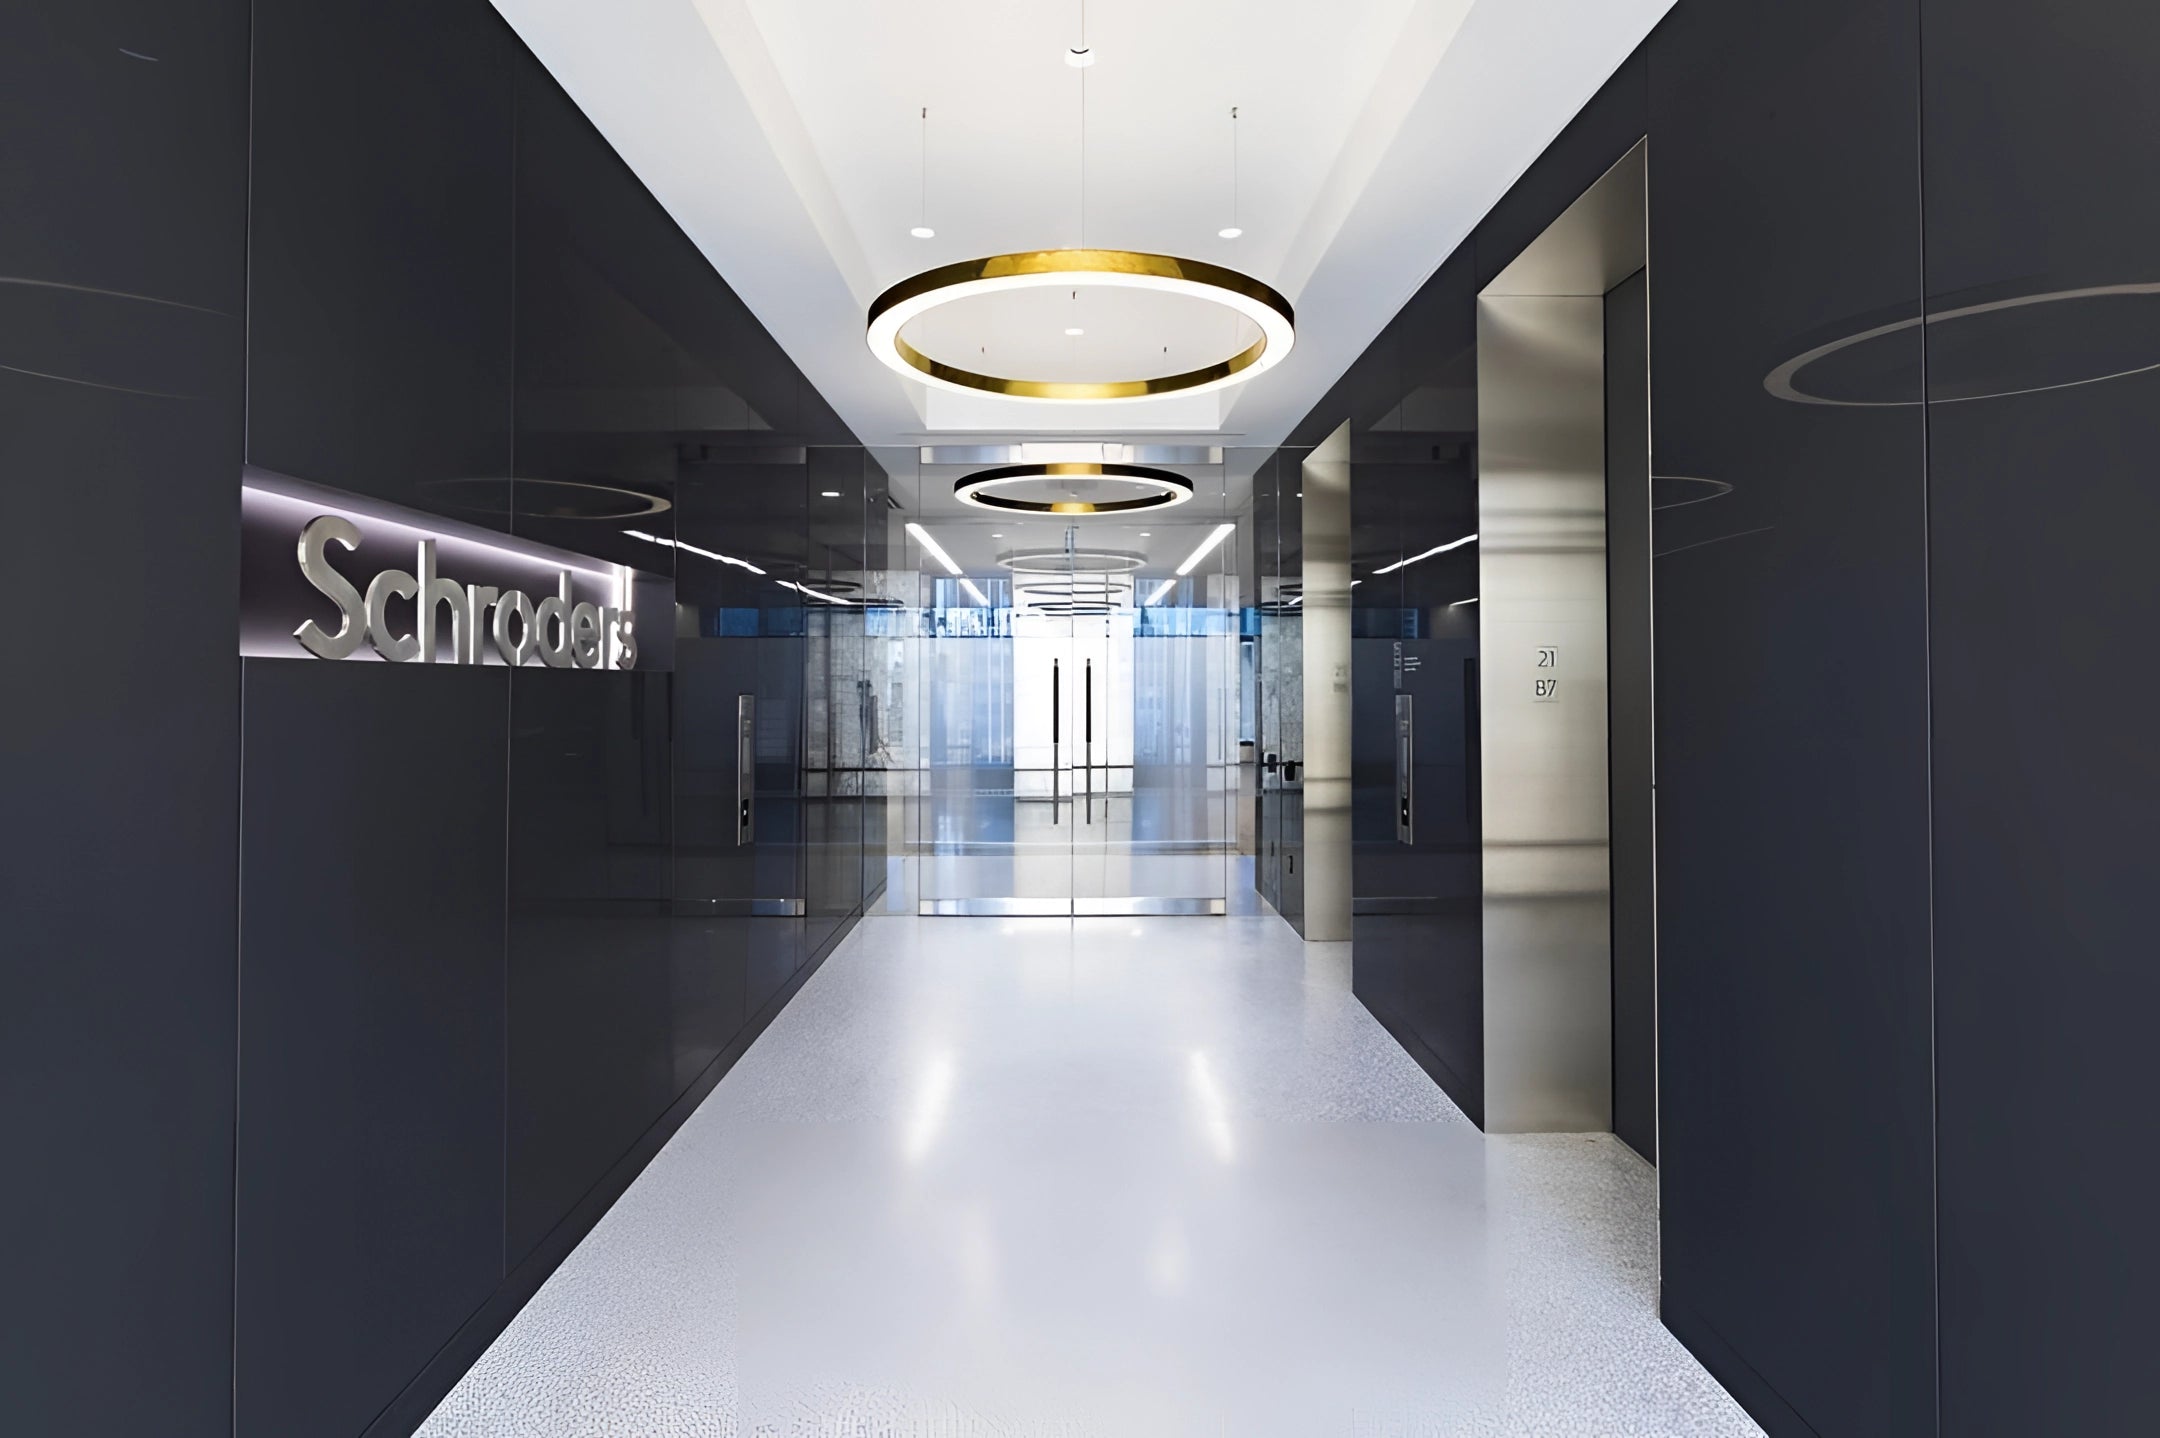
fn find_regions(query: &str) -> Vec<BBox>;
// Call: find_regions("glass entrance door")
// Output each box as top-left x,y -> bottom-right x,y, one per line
907,499 -> 1237,917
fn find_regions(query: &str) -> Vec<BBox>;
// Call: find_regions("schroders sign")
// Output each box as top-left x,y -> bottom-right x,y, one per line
294,516 -> 637,669
238,469 -> 668,671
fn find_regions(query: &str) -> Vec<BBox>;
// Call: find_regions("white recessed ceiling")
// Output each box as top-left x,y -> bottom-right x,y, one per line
492,0 -> 1673,449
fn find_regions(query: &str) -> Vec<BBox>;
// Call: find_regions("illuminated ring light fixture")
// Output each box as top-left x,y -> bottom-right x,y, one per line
866,249 -> 1295,401
955,462 -> 1193,516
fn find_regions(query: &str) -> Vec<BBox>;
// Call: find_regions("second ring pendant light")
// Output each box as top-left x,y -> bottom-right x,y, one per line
953,461 -> 1195,515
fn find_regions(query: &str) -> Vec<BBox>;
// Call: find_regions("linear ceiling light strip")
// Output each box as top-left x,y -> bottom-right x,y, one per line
905,522 -> 991,606
905,522 -> 963,575
778,580 -> 854,606
623,528 -> 767,575
1370,532 -> 1477,575
1175,523 -> 1237,575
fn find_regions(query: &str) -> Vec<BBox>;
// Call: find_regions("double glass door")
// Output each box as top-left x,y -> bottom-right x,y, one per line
914,528 -> 1235,916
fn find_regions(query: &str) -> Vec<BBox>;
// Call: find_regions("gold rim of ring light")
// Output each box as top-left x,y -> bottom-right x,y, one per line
955,462 -> 1195,515
866,249 -> 1296,401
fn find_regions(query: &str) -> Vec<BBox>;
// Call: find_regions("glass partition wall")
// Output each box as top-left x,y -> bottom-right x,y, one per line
880,448 -> 1241,917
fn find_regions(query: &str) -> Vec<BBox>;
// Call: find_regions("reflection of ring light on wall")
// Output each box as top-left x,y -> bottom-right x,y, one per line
422,475 -> 672,519
1764,282 -> 2160,406
955,463 -> 1193,515
998,548 -> 1147,575
866,249 -> 1295,401
1016,581 -> 1126,597
1651,475 -> 1734,510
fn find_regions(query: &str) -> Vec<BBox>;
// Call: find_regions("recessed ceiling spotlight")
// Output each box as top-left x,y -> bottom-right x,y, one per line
910,226 -> 935,239
1064,326 -> 1085,336
1066,46 -> 1095,67
1218,227 -> 1243,240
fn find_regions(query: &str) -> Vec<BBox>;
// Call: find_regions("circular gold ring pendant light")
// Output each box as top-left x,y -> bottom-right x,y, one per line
866,249 -> 1295,401
955,461 -> 1193,516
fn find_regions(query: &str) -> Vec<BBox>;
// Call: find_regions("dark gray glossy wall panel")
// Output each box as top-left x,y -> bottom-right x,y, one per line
0,4 -> 249,1434
228,6 -> 867,1435
805,447 -> 867,960
1343,251 -> 1484,1120
1315,3 -> 1941,1432
505,50 -> 685,1271
672,451 -> 811,1021
1921,1 -> 2160,1431
237,8 -> 520,1432
1649,4 -> 1936,1431
246,0 -> 514,518
1254,452 -> 1308,927
236,662 -> 509,1438
505,668 -> 680,1265
11,1 -> 864,1434
1604,268 -> 1654,1164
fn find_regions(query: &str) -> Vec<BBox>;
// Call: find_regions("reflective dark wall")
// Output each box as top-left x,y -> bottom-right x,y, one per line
1920,3 -> 2160,1433
1253,452 -> 1307,927
1649,5 -> 1936,1432
8,2 -> 872,1434
1333,252 -> 1485,1121
1603,267 -> 1655,1165
0,4 -> 250,1434
236,7 -> 520,1431
1308,0 -> 2157,1431
237,663 -> 511,1438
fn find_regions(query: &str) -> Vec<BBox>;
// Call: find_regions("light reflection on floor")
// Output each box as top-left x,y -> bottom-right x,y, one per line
418,912 -> 1763,1437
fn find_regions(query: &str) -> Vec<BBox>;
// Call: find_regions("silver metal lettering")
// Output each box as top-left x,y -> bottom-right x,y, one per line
463,585 -> 499,663
364,569 -> 420,661
492,589 -> 536,666
414,539 -> 468,664
289,516 -> 633,671
294,515 -> 366,659
569,601 -> 602,668
533,571 -> 574,668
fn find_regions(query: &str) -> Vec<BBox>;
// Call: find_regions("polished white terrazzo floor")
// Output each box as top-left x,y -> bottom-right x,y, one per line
419,913 -> 1763,1438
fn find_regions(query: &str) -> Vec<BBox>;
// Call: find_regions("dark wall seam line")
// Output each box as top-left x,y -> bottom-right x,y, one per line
233,5 -> 259,1432
231,663 -> 246,1438
501,48 -> 519,1290
1912,0 -> 1944,1430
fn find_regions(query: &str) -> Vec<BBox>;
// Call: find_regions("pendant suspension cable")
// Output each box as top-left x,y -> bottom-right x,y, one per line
909,106 -> 934,238
1219,105 -> 1244,240
1077,0 -> 1088,247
